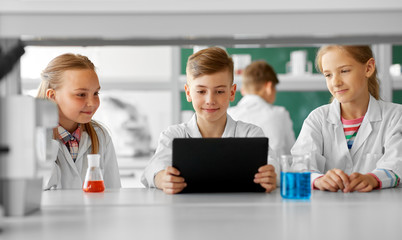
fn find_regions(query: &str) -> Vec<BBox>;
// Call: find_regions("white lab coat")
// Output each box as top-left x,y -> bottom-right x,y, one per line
292,95 -> 402,188
228,95 -> 295,155
141,114 -> 279,188
44,124 -> 122,190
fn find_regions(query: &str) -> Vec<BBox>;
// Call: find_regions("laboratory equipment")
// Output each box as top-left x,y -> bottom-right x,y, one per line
0,96 -> 58,216
83,154 -> 105,192
280,154 -> 311,200
286,50 -> 312,76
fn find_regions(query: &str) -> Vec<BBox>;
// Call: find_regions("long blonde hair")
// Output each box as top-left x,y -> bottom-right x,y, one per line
37,53 -> 100,154
315,45 -> 380,100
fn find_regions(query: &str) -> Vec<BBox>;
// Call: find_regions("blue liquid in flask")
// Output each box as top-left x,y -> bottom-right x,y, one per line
280,172 -> 311,199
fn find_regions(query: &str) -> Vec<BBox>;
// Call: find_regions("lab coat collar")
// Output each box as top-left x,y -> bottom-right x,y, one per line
185,113 -> 235,138
350,95 -> 381,157
76,131 -> 91,161
365,95 -> 382,122
55,130 -> 91,176
185,114 -> 203,138
326,95 -> 381,124
327,99 -> 341,124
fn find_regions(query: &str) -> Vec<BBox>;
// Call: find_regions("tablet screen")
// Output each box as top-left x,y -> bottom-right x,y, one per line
172,137 -> 268,193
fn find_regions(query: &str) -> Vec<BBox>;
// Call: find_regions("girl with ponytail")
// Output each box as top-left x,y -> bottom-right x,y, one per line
38,53 -> 121,189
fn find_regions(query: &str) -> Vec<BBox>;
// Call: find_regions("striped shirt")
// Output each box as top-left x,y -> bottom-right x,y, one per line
58,125 -> 81,162
342,116 -> 364,150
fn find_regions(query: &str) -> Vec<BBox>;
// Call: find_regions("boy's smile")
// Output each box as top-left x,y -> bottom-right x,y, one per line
202,107 -> 220,113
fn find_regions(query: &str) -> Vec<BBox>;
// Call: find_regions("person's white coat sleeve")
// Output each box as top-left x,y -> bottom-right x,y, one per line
141,128 -> 176,188
371,110 -> 402,188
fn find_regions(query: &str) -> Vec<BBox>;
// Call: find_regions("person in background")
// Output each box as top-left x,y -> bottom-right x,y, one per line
37,53 -> 121,190
228,60 -> 295,155
292,45 -> 402,192
141,47 -> 278,194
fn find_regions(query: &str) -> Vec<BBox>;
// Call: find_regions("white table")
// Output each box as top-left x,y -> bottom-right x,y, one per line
1,188 -> 401,240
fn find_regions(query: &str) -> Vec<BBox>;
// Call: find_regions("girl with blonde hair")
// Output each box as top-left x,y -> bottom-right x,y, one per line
292,45 -> 402,192
38,53 -> 121,189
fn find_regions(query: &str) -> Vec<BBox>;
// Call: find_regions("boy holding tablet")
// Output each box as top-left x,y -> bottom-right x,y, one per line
141,47 -> 278,194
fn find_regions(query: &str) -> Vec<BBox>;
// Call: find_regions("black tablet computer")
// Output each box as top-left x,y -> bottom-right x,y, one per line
172,137 -> 268,193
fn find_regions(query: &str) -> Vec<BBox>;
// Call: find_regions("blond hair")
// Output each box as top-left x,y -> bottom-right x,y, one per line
242,60 -> 279,93
186,47 -> 234,84
315,45 -> 380,100
37,53 -> 100,154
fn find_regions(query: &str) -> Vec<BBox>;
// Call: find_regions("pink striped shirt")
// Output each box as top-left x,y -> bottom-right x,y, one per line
341,116 -> 364,150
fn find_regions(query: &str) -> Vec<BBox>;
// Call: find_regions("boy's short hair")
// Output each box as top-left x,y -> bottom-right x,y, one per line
242,60 -> 279,92
186,47 -> 234,84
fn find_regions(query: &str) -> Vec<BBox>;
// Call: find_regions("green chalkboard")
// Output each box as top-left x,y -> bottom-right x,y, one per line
393,90 -> 402,103
392,45 -> 402,64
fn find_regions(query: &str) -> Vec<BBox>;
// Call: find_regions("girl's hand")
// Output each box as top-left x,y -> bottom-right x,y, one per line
314,168 -> 350,192
154,166 -> 187,194
344,173 -> 378,192
254,164 -> 277,193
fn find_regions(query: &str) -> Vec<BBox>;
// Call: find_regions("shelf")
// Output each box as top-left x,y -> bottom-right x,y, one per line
276,74 -> 326,91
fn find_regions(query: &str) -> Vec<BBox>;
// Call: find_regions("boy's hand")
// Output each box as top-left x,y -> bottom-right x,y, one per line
314,168 -> 350,192
344,173 -> 378,193
254,164 -> 277,193
154,166 -> 187,194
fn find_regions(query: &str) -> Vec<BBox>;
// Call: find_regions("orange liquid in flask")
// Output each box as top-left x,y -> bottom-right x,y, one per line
83,180 -> 105,192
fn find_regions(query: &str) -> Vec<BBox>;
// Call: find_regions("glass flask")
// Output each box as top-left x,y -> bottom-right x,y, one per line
83,154 -> 105,192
